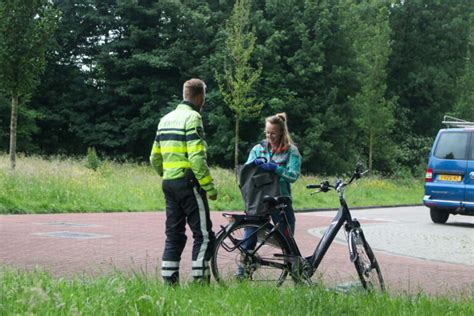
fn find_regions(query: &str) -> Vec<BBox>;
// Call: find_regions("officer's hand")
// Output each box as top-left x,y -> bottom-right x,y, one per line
209,193 -> 218,201
260,162 -> 278,172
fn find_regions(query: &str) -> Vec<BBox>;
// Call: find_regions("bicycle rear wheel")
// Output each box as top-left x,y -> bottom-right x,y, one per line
211,222 -> 290,285
350,228 -> 385,291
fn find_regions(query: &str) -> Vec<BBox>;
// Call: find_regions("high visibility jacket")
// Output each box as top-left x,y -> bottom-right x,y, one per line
245,140 -> 301,196
150,101 -> 217,196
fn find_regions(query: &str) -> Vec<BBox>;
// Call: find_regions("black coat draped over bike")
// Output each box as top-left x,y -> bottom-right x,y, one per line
237,163 -> 281,216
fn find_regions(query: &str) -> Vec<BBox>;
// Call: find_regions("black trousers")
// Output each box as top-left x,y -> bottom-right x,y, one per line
161,178 -> 215,281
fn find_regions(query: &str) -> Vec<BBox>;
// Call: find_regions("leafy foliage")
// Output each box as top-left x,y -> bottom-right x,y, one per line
453,13 -> 474,121
350,1 -> 395,171
4,0 -> 470,175
0,0 -> 58,168
217,0 -> 263,168
0,0 -> 58,97
85,146 -> 101,171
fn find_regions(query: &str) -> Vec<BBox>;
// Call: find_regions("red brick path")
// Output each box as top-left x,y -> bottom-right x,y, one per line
0,212 -> 472,296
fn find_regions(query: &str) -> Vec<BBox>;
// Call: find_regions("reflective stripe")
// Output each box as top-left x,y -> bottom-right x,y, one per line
162,270 -> 179,277
160,146 -> 187,153
192,260 -> 209,267
162,261 -> 179,268
192,261 -> 210,277
158,145 -> 205,154
198,175 -> 212,186
163,161 -> 191,169
161,261 -> 179,277
152,146 -> 161,154
187,144 -> 206,153
193,187 -> 210,263
192,267 -> 210,277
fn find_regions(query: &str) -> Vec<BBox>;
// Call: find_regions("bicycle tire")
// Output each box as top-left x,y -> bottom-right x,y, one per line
211,222 -> 290,285
350,228 -> 385,291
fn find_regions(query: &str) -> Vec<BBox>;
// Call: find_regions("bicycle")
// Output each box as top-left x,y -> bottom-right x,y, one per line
211,164 -> 385,291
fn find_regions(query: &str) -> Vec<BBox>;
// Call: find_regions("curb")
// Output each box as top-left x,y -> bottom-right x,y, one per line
295,204 -> 424,213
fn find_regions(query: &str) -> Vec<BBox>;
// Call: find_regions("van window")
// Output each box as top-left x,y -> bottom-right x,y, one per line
470,133 -> 474,160
434,132 -> 468,160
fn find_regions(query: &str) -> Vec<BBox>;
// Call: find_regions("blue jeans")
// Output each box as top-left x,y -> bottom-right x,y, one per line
237,203 -> 296,275
236,203 -> 295,277
244,202 -> 295,243
269,202 -> 295,236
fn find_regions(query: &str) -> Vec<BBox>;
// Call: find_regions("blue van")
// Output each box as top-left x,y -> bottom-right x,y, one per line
423,117 -> 474,223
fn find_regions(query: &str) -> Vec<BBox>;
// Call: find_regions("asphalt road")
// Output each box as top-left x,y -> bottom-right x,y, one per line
1,206 -> 473,296
306,206 -> 474,266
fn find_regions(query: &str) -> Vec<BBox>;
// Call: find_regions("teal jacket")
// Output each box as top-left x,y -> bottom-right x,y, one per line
245,140 -> 301,196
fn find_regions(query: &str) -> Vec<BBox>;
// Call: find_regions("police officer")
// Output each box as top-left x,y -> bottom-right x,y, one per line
150,78 -> 217,284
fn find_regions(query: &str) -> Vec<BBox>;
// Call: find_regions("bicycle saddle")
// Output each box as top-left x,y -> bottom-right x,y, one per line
262,195 -> 292,207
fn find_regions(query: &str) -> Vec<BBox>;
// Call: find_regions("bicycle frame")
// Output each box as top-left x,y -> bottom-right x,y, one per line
217,168 -> 364,272
275,182 -> 359,273
212,165 -> 384,288
307,202 -> 352,269
219,188 -> 359,275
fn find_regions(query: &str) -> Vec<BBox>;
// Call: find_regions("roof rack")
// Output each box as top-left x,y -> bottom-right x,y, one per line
442,115 -> 474,128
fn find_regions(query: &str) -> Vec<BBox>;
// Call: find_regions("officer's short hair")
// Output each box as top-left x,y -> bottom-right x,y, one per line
183,78 -> 206,99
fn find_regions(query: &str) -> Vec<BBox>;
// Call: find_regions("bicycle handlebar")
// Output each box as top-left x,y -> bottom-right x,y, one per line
306,164 -> 369,193
306,180 -> 331,193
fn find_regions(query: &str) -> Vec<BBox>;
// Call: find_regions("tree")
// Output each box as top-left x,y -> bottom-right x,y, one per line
28,0 -> 109,156
274,0 -> 360,174
217,0 -> 263,169
453,13 -> 474,120
350,1 -> 395,171
386,0 -> 472,174
0,0 -> 58,169
30,0 -> 215,159
388,0 -> 472,137
80,0 -> 213,159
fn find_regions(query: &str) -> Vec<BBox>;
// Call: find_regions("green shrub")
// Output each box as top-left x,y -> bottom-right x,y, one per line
84,147 -> 101,171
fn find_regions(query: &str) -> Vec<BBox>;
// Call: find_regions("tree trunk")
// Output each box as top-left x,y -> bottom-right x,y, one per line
9,95 -> 19,170
368,130 -> 373,171
234,116 -> 240,170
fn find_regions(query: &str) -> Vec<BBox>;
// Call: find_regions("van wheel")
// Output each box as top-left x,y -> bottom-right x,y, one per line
430,208 -> 449,224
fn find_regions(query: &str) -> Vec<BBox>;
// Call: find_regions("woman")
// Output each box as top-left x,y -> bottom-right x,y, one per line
246,112 -> 301,234
236,113 -> 301,278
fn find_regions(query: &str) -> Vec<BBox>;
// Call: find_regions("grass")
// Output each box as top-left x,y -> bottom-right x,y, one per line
0,155 -> 164,214
0,154 -> 424,214
1,268 -> 472,315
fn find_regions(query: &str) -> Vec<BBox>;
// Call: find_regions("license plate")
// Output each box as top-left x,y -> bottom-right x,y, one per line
438,174 -> 462,182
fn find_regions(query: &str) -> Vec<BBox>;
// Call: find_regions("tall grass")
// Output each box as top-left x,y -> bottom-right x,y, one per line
1,268 -> 472,315
0,154 -> 424,214
0,155 -> 164,214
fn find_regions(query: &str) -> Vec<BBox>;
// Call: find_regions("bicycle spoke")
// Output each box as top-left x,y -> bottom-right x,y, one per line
351,229 -> 385,291
212,223 -> 289,284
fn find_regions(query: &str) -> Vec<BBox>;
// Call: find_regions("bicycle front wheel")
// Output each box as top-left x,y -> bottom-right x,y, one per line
350,228 -> 385,291
211,222 -> 290,285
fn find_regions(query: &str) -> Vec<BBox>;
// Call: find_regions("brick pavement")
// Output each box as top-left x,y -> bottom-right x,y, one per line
0,211 -> 472,296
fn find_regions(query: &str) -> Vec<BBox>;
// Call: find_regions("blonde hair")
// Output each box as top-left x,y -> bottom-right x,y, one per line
265,112 -> 294,150
183,78 -> 206,99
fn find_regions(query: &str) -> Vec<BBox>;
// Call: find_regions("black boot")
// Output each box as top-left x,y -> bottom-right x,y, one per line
163,272 -> 179,286
192,275 -> 210,285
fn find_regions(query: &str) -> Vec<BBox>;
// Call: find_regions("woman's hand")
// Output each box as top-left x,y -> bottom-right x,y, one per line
253,158 -> 266,165
260,162 -> 277,171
